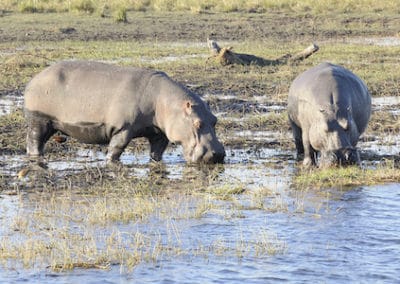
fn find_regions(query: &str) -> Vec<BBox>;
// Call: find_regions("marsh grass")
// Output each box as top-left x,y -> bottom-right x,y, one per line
369,110 -> 400,132
0,110 -> 26,154
217,112 -> 288,134
294,161 -> 400,189
0,173 -> 292,271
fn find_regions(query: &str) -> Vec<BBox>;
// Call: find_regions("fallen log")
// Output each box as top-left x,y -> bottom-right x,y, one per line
207,38 -> 319,66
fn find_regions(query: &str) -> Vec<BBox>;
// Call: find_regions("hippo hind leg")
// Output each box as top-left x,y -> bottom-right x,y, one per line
148,133 -> 169,162
26,115 -> 56,157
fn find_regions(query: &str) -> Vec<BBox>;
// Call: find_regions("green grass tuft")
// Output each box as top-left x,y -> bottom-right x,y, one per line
113,5 -> 128,23
294,162 -> 400,189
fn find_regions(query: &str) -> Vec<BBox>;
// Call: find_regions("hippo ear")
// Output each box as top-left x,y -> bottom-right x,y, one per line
184,101 -> 193,115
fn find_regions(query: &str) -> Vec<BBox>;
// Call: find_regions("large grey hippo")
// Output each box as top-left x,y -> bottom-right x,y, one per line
24,61 -> 225,164
287,62 -> 371,168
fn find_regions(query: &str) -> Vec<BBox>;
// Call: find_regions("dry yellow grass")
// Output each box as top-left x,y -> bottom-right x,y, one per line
3,0 -> 400,14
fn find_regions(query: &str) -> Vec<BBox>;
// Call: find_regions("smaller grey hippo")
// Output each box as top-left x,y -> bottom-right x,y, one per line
24,61 -> 225,164
287,62 -> 371,168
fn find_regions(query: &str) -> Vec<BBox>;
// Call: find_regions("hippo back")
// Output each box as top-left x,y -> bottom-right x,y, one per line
24,61 -> 159,126
288,62 -> 371,135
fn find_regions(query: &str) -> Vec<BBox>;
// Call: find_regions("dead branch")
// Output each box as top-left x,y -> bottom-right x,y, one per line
207,38 -> 319,66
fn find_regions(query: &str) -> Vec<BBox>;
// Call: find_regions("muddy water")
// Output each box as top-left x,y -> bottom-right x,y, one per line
1,94 -> 400,282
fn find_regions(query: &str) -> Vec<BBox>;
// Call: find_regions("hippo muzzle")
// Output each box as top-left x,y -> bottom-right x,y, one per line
184,132 -> 225,164
191,144 -> 226,164
319,147 -> 360,168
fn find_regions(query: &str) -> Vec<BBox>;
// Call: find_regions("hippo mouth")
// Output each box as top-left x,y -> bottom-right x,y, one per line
336,147 -> 360,166
184,144 -> 225,164
207,151 -> 225,164
319,147 -> 360,168
190,150 -> 225,164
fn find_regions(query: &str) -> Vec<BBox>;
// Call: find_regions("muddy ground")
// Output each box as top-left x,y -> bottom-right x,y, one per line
1,12 -> 399,43
0,11 -> 400,190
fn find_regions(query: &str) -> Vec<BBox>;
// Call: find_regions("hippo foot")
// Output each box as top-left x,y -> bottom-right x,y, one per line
106,159 -> 124,170
302,157 -> 314,169
150,155 -> 163,163
24,156 -> 48,169
295,153 -> 304,161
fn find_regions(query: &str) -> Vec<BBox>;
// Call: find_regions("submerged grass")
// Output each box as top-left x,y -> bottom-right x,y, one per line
0,173 -> 291,271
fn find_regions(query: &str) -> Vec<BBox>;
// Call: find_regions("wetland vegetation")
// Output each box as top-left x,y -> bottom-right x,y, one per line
0,1 -> 399,282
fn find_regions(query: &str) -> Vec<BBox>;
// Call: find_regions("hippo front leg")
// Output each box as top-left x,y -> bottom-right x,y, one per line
26,115 -> 56,157
106,130 -> 132,163
148,133 -> 169,162
289,120 -> 304,160
301,131 -> 316,168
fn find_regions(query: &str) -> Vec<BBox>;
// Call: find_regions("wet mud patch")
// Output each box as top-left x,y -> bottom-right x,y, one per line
207,94 -> 286,115
1,91 -> 399,192
0,90 -> 23,116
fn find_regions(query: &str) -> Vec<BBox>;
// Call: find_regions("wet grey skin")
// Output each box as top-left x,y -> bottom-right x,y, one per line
287,62 -> 371,168
24,60 -> 225,165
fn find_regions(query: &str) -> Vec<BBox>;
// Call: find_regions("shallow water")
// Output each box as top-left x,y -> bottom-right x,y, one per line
126,183 -> 400,283
1,167 -> 399,283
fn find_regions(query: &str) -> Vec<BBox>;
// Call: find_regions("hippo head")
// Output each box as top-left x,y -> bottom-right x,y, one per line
319,147 -> 360,168
310,106 -> 360,168
163,100 -> 225,164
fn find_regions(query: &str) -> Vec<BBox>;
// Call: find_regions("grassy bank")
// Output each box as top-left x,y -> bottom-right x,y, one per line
3,0 -> 400,14
294,161 -> 400,189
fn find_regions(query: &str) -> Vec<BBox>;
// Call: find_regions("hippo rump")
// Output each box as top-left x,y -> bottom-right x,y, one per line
24,60 -> 225,164
287,62 -> 371,168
